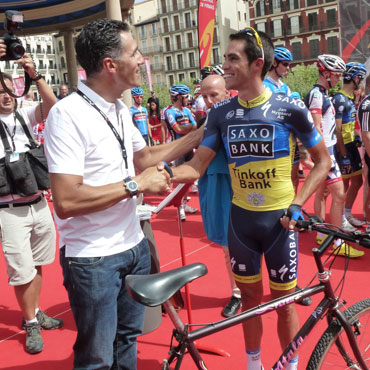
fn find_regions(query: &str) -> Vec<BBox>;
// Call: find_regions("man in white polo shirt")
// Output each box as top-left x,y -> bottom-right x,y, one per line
44,19 -> 201,370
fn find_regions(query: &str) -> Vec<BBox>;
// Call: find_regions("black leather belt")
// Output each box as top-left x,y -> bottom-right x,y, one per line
0,194 -> 43,209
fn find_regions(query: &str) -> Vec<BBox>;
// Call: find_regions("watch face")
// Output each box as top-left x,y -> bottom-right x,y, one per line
127,181 -> 138,192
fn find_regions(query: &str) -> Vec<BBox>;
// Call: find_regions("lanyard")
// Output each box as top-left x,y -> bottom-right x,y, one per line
77,89 -> 128,169
0,115 -> 17,152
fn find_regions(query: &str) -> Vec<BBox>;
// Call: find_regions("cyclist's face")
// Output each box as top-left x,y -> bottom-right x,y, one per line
222,39 -> 251,91
276,60 -> 290,77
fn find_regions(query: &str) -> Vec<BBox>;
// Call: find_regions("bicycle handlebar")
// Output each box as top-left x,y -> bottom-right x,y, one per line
296,211 -> 370,249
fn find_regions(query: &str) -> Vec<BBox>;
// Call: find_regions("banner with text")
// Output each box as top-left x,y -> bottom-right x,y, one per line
144,58 -> 152,92
198,0 -> 217,69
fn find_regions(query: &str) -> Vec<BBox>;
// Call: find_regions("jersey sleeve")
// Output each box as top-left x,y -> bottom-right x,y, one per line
200,107 -> 221,152
306,88 -> 323,115
184,107 -> 197,126
286,106 -> 322,149
332,94 -> 345,120
359,98 -> 370,132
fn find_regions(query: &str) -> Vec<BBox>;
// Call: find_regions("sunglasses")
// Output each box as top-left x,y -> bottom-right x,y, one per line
240,27 -> 264,60
282,62 -> 290,67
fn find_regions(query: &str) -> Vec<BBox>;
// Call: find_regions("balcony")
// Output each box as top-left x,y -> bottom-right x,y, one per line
141,45 -> 163,55
160,20 -> 197,34
158,0 -> 198,14
165,60 -> 200,72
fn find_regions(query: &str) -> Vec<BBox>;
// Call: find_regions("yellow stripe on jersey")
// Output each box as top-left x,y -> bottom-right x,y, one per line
269,278 -> 297,291
238,88 -> 272,108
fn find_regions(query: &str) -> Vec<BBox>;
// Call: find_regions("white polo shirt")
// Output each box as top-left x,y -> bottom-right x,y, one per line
44,81 -> 146,257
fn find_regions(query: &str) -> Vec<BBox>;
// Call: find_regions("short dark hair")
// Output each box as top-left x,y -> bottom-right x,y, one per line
1,73 -> 13,84
229,29 -> 274,79
75,19 -> 130,77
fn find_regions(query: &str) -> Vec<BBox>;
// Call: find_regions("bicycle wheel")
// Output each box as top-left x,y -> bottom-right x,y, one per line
307,298 -> 370,369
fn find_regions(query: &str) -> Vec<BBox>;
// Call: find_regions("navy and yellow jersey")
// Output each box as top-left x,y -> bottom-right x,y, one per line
201,89 -> 321,212
332,90 -> 356,144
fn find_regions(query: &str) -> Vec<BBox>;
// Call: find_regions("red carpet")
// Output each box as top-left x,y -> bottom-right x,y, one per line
1,179 -> 369,369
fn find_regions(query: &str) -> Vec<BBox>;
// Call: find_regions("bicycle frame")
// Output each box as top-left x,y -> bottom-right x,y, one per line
162,235 -> 369,370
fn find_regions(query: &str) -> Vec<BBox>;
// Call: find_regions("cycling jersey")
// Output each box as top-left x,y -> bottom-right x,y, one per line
129,105 -> 149,136
263,75 -> 291,96
305,84 -> 337,147
358,94 -> 370,132
201,89 -> 321,212
164,106 -> 196,140
332,90 -> 356,144
192,95 -> 207,115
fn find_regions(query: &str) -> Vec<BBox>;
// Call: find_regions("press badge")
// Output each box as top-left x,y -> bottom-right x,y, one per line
9,152 -> 19,162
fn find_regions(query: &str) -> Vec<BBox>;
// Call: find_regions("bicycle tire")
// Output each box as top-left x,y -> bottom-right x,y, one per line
307,298 -> 370,369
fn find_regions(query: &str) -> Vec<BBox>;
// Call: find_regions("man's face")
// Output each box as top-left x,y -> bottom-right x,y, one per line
201,80 -> 228,109
222,39 -> 251,91
134,95 -> 143,105
275,60 -> 290,78
114,32 -> 144,91
60,85 -> 68,97
0,79 -> 15,114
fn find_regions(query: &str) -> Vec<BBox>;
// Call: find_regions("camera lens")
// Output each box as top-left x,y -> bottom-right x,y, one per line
10,42 -> 25,60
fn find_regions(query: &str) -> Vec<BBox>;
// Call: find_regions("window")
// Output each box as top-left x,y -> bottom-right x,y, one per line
178,73 -> 185,81
190,72 -> 196,80
47,45 -> 52,54
176,35 -> 181,49
49,60 -> 54,68
152,38 -> 158,51
163,18 -> 169,33
36,44 -> 42,53
238,11 -> 241,21
256,0 -> 265,17
256,22 -> 266,32
139,26 -> 146,39
292,42 -> 302,60
151,23 -> 157,36
142,40 -> 148,54
213,28 -> 218,43
161,0 -> 167,13
177,54 -> 184,69
61,57 -> 66,68
169,75 -> 174,86
189,52 -> 195,67
271,0 -> 281,13
58,40 -> 63,52
172,0 -> 178,11
185,12 -> 191,28
156,74 -> 161,84
307,0 -> 317,5
290,16 -> 299,34
327,36 -> 338,54
165,37 -> 171,52
166,56 -> 172,71
308,13 -> 318,31
326,9 -> 337,28
154,55 -> 160,68
187,33 -> 193,47
212,48 -> 220,64
289,0 -> 299,10
273,19 -> 282,37
309,39 -> 319,58
173,15 -> 180,31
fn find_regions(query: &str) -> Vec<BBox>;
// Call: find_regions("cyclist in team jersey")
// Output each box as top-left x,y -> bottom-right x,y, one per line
129,87 -> 151,145
305,55 -> 364,258
358,90 -> 370,231
332,62 -> 367,229
263,46 -> 292,96
164,84 -> 198,220
171,28 -> 331,370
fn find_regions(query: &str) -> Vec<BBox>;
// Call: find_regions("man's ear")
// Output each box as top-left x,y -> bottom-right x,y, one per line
102,57 -> 117,73
254,57 -> 265,72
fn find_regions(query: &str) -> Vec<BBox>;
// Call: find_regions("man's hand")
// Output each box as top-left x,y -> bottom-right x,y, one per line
0,39 -> 6,59
280,204 -> 304,231
135,162 -> 171,195
15,53 -> 38,79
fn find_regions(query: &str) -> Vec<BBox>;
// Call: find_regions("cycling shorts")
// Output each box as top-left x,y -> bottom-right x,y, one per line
338,141 -> 362,179
228,204 -> 298,291
326,145 -> 342,186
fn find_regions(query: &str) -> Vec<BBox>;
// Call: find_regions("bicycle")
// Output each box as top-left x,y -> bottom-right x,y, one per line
126,214 -> 370,369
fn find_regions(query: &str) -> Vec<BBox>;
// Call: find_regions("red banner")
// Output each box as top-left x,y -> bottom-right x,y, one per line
144,58 -> 152,92
13,77 -> 25,96
198,0 -> 217,69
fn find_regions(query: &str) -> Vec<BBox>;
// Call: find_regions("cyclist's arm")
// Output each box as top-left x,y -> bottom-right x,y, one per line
335,118 -> 346,156
281,139 -> 331,230
311,113 -> 324,138
362,131 -> 370,158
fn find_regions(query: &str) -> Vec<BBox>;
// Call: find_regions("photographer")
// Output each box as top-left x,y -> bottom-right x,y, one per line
0,39 -> 62,354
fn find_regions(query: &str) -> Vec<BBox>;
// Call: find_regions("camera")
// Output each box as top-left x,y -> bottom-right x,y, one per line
1,10 -> 25,61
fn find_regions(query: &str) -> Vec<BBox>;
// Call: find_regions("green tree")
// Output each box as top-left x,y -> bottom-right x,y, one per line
283,63 -> 318,99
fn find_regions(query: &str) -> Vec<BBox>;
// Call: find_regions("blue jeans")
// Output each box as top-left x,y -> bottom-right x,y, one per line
60,238 -> 151,370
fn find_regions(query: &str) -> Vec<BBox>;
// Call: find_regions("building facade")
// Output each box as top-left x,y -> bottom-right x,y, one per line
249,0 -> 339,65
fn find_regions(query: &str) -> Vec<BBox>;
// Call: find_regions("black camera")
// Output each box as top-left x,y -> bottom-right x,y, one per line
1,10 -> 25,61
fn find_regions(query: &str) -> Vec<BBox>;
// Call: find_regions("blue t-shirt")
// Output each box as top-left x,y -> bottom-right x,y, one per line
129,105 -> 149,136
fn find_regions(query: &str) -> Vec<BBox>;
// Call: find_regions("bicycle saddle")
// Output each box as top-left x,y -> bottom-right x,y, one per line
125,263 -> 208,307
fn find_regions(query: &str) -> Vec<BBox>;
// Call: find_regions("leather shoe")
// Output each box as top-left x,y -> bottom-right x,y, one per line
221,296 -> 242,318
295,286 -> 312,306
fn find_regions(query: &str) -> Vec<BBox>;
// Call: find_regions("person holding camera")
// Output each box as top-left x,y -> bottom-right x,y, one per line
0,40 -> 62,355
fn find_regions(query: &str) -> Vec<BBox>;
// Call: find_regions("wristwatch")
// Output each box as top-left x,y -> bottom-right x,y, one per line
30,72 -> 43,81
124,176 -> 139,197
